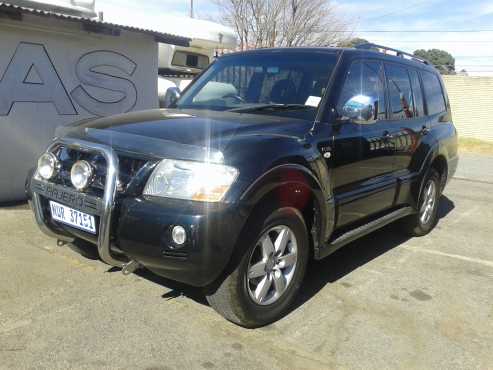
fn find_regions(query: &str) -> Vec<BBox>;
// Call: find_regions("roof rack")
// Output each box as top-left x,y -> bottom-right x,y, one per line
355,43 -> 430,65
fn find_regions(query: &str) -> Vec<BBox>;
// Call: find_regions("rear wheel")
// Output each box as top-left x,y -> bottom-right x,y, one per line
206,207 -> 309,328
401,168 -> 441,236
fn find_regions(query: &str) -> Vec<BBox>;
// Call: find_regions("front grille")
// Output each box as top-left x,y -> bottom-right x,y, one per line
50,146 -> 148,197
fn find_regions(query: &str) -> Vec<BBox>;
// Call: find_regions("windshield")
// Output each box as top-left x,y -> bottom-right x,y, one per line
176,51 -> 338,120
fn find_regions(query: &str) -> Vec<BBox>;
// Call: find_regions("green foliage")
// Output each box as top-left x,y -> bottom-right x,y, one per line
413,49 -> 456,75
338,38 -> 369,48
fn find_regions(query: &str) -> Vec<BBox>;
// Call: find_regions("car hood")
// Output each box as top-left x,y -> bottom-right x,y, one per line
57,109 -> 313,162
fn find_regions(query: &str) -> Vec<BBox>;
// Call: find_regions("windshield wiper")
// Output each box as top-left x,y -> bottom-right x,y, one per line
229,104 -> 315,113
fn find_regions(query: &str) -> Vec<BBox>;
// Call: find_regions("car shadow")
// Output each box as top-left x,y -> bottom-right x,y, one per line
0,200 -> 29,209
291,195 -> 455,313
143,195 -> 455,314
64,196 -> 456,315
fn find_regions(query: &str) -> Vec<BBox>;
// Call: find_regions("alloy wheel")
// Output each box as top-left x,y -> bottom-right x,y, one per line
246,225 -> 298,306
420,180 -> 437,225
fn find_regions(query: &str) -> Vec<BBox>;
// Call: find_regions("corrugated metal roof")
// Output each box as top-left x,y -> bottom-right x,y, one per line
0,2 -> 190,47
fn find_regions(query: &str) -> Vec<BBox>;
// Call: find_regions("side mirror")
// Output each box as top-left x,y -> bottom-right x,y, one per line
341,95 -> 377,124
160,87 -> 181,108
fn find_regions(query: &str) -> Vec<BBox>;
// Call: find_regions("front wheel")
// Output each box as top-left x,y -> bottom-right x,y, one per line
206,207 -> 309,328
400,168 -> 441,236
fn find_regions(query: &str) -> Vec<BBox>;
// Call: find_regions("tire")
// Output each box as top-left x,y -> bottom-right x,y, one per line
401,168 -> 441,237
206,207 -> 309,328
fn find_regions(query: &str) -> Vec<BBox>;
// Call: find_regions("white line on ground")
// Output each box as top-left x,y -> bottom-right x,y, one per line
453,177 -> 493,185
403,246 -> 493,268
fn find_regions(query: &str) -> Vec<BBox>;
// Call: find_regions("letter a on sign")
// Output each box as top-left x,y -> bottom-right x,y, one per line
0,42 -> 77,116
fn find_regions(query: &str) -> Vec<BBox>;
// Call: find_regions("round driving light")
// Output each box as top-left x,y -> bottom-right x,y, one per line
71,160 -> 94,191
171,226 -> 187,245
37,152 -> 59,180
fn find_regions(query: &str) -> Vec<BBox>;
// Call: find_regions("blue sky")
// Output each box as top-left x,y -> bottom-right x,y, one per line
97,0 -> 493,76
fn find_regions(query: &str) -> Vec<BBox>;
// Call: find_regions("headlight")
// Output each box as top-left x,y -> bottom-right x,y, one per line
143,159 -> 239,202
37,152 -> 59,180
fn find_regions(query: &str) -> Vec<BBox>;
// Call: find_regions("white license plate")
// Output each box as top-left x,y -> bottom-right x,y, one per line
50,201 -> 96,234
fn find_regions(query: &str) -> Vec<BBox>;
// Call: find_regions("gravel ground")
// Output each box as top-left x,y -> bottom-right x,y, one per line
0,156 -> 492,370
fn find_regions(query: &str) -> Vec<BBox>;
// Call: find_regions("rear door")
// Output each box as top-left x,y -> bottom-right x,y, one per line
331,59 -> 397,227
384,63 -> 428,175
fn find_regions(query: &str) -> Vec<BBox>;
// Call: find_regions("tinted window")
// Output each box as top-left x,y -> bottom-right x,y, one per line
385,64 -> 414,120
422,71 -> 446,115
409,69 -> 425,117
337,60 -> 387,122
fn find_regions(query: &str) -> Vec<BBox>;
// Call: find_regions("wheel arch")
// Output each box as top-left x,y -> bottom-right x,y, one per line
412,143 -> 450,209
240,164 -> 334,254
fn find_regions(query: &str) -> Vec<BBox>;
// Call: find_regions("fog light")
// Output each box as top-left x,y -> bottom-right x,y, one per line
37,152 -> 59,180
171,226 -> 186,245
71,160 -> 94,191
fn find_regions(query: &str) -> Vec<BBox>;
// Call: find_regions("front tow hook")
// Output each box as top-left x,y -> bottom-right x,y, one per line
122,260 -> 142,275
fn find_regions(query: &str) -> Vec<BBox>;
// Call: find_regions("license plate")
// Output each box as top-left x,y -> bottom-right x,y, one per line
50,201 -> 96,234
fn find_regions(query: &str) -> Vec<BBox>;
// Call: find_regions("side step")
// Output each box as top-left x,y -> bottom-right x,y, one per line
317,206 -> 414,259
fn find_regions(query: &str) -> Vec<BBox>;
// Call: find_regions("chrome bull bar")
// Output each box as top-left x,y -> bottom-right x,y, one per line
30,138 -> 126,268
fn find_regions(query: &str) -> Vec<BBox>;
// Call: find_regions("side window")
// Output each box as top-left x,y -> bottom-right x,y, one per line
337,60 -> 386,124
421,71 -> 446,115
385,64 -> 414,120
409,69 -> 425,117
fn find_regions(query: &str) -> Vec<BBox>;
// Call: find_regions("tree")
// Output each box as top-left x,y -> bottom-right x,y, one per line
413,49 -> 456,75
214,0 -> 348,50
337,38 -> 369,48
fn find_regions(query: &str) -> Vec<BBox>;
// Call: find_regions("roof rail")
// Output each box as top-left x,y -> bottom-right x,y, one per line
355,43 -> 430,65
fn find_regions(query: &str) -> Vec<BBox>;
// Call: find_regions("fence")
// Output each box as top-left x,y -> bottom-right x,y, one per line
442,75 -> 493,142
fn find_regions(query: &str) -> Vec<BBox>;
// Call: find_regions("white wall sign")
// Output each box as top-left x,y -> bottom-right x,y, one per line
0,43 -> 141,117
0,19 -> 158,202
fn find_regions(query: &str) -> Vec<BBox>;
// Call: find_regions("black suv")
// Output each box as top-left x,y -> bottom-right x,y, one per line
28,44 -> 458,327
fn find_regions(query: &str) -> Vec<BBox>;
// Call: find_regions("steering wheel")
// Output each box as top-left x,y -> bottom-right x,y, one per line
222,93 -> 245,104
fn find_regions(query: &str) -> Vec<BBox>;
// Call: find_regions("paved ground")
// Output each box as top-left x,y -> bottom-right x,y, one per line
1,157 -> 492,370
454,152 -> 493,184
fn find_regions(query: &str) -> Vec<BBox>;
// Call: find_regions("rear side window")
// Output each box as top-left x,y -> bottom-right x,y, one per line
409,69 -> 425,117
421,71 -> 446,115
385,64 -> 414,120
337,60 -> 387,122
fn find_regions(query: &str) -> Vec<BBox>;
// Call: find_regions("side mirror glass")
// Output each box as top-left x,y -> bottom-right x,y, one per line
341,94 -> 377,124
160,86 -> 181,108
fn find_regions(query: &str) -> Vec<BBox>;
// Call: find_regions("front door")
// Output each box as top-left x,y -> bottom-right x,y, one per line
330,59 -> 397,227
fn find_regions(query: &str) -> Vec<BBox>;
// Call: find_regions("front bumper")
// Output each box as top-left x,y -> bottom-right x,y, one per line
30,137 -> 248,287
117,197 -> 246,286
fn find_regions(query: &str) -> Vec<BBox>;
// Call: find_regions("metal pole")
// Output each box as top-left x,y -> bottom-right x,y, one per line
190,0 -> 194,18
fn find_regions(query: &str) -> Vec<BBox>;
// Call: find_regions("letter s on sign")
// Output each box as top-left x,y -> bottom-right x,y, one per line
70,51 -> 138,117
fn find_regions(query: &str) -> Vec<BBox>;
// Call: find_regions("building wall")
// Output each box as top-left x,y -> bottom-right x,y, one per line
442,75 -> 493,143
0,15 -> 158,202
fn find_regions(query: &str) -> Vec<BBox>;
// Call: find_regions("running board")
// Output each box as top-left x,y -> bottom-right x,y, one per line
316,207 -> 414,260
